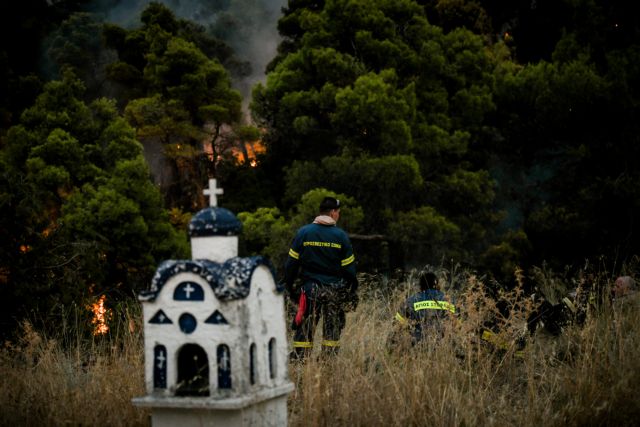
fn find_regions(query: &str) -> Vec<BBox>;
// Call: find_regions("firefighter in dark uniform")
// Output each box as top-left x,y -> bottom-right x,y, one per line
283,196 -> 358,359
394,271 -> 455,345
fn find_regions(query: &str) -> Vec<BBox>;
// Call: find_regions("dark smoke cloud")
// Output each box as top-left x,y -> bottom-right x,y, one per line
88,0 -> 286,115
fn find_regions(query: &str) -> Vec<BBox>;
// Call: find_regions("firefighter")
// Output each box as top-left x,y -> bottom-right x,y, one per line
393,271 -> 456,346
283,196 -> 358,359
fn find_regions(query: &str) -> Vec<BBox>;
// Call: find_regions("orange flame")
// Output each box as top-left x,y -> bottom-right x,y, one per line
88,295 -> 112,336
232,140 -> 265,167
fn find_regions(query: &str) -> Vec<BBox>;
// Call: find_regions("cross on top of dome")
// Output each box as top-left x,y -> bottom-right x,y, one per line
203,179 -> 224,207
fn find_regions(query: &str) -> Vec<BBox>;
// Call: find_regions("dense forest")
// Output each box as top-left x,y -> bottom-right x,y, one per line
1,0 -> 638,333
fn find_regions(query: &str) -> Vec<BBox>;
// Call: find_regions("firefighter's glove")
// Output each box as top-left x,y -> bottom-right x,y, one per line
291,291 -> 307,330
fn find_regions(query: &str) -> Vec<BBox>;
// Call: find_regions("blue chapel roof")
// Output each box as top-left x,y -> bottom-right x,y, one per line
188,207 -> 242,237
139,256 -> 283,302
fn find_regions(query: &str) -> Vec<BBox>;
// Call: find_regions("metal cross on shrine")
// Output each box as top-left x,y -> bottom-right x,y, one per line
219,348 -> 230,370
156,350 -> 166,369
183,283 -> 195,299
203,178 -> 224,207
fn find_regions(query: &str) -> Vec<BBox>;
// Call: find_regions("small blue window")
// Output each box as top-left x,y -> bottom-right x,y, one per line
179,313 -> 197,334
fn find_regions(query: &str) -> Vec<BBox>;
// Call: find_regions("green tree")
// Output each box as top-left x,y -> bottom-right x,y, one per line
104,2 -> 242,210
331,70 -> 416,155
0,0 -> 85,132
0,72 -> 187,330
289,188 -> 364,233
422,0 -> 492,35
490,14 -> 640,269
45,12 -> 109,100
388,205 -> 462,265
284,154 -> 423,230
253,0 -> 503,267
238,207 -> 291,269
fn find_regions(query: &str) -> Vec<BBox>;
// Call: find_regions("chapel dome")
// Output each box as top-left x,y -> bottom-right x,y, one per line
188,207 -> 242,237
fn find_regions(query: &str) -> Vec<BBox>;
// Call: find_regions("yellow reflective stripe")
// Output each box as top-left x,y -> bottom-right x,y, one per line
341,254 -> 355,266
289,248 -> 299,259
481,330 -> 494,342
515,350 -> 525,359
481,330 -> 509,350
293,341 -> 313,348
395,312 -> 408,325
413,300 -> 455,313
322,340 -> 340,347
303,241 -> 342,249
441,301 -> 455,313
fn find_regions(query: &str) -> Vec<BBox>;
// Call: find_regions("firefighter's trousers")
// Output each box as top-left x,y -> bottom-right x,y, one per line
292,281 -> 351,358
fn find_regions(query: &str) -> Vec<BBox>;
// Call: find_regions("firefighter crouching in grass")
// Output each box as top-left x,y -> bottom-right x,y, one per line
283,196 -> 359,360
392,271 -> 456,347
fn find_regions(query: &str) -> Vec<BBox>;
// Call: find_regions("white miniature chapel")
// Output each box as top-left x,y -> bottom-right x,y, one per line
132,179 -> 294,427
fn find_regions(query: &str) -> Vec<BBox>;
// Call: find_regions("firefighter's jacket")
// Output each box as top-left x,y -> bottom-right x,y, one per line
395,289 -> 455,342
283,217 -> 357,295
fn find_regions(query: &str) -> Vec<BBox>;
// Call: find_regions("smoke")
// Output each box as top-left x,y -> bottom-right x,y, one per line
87,0 -> 286,116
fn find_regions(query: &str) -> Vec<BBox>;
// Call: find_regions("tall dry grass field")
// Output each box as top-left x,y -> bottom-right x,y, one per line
287,270 -> 640,427
0,304 -> 148,426
1,269 -> 639,426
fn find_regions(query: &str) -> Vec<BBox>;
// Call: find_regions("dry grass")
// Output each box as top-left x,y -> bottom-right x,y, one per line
288,269 -> 640,427
2,268 -> 639,426
0,304 -> 148,426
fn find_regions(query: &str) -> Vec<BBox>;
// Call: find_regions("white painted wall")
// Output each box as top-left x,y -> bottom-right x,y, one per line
142,265 -> 289,397
190,236 -> 238,262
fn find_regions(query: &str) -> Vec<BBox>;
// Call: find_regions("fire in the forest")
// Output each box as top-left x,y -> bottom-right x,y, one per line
88,294 -> 112,336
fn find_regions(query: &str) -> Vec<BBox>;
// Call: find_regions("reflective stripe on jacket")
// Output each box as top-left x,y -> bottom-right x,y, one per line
284,222 -> 356,288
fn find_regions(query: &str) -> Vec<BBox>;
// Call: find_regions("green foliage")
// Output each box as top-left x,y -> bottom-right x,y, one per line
424,0 -> 492,35
388,205 -> 462,264
144,36 -> 241,126
480,230 -> 532,285
289,188 -> 364,233
124,95 -> 199,144
284,154 -> 423,231
492,39 -> 640,267
44,12 -> 106,98
234,125 -> 261,142
332,70 -> 416,154
105,2 -> 243,209
237,188 -> 364,271
254,0 -> 502,267
2,0 -> 639,307
238,207 -> 292,269
0,72 -> 188,330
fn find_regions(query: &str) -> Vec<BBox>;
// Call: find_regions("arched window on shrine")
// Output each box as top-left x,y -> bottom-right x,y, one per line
268,338 -> 277,379
153,344 -> 167,389
176,343 -> 209,396
249,343 -> 257,385
217,344 -> 232,389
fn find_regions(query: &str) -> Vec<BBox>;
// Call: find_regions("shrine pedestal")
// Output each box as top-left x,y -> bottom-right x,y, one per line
133,383 -> 294,427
